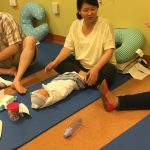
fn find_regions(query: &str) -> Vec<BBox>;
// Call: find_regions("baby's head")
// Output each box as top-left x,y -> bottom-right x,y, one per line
31,89 -> 49,109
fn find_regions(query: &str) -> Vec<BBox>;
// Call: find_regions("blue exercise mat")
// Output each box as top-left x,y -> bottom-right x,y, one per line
0,42 -> 63,81
0,73 -> 131,150
101,114 -> 150,150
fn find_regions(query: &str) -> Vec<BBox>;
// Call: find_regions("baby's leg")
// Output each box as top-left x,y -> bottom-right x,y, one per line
31,88 -> 49,109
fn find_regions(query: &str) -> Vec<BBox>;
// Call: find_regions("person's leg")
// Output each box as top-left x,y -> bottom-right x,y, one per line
95,63 -> 117,87
55,55 -> 89,80
55,55 -> 87,73
0,66 -> 17,76
55,58 -> 117,87
98,79 -> 118,111
11,36 -> 37,94
0,59 -> 17,76
118,92 -> 150,110
99,79 -> 150,111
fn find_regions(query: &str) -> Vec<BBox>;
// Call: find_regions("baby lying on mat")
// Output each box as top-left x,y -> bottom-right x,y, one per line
30,72 -> 86,109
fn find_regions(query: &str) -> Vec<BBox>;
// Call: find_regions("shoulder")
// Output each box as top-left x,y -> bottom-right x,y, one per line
70,19 -> 83,27
0,12 -> 13,20
0,12 -> 15,25
98,17 -> 113,27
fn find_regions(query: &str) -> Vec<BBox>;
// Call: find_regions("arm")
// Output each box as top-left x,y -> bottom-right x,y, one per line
45,21 -> 76,73
86,48 -> 114,86
94,48 -> 114,71
0,43 -> 20,61
45,47 -> 72,72
0,13 -> 24,62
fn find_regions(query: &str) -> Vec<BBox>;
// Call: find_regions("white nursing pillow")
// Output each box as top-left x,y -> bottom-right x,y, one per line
20,2 -> 49,41
114,28 -> 144,63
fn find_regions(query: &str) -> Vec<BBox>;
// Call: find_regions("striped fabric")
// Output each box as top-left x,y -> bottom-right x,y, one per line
54,72 -> 86,90
0,12 -> 25,49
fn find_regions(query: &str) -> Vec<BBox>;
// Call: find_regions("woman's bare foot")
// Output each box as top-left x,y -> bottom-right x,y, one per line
11,80 -> 27,94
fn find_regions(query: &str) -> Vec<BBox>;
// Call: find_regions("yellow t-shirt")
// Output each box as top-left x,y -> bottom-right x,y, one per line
64,17 -> 116,69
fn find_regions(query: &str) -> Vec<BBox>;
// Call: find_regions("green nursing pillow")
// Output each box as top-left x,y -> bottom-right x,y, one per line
20,2 -> 49,41
114,28 -> 144,63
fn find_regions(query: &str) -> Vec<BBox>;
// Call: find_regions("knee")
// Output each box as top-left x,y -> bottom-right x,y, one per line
24,36 -> 37,47
103,63 -> 117,74
101,63 -> 117,84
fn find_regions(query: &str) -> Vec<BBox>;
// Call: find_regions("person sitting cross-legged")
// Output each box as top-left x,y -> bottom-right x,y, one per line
0,12 -> 37,94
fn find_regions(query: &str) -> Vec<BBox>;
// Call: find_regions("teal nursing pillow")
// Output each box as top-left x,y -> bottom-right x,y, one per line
20,2 -> 49,41
114,28 -> 144,63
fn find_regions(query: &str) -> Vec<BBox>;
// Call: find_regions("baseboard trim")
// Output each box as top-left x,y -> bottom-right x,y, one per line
44,33 -> 150,64
44,33 -> 65,44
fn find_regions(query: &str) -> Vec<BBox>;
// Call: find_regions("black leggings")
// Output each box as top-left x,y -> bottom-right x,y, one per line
117,91 -> 150,110
54,55 -> 117,86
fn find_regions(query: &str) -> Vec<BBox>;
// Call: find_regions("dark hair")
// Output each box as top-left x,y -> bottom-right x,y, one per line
76,0 -> 99,19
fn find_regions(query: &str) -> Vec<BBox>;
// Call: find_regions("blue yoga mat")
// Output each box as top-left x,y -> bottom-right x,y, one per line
0,73 -> 131,150
0,42 -> 63,81
101,114 -> 150,150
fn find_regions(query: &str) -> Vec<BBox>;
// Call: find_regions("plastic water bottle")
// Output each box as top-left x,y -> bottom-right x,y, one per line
64,118 -> 82,138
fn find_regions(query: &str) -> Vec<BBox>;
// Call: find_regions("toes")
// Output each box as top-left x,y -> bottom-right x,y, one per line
18,87 -> 27,94
11,82 -> 27,94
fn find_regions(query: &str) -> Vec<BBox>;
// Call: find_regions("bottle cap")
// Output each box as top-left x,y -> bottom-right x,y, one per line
64,127 -> 72,138
7,102 -> 20,121
7,102 -> 19,110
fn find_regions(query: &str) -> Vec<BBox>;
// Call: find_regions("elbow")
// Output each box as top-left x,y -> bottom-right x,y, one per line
105,48 -> 114,57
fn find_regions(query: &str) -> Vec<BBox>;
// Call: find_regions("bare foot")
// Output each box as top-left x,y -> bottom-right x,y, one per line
7,66 -> 17,76
11,80 -> 27,94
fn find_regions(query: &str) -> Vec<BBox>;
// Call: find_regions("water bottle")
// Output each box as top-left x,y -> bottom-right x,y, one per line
64,118 -> 82,138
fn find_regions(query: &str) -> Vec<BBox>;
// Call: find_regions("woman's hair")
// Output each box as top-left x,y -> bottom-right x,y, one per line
76,0 -> 99,19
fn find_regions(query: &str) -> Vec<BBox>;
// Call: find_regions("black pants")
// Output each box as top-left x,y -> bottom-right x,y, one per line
117,91 -> 150,110
54,55 -> 117,86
